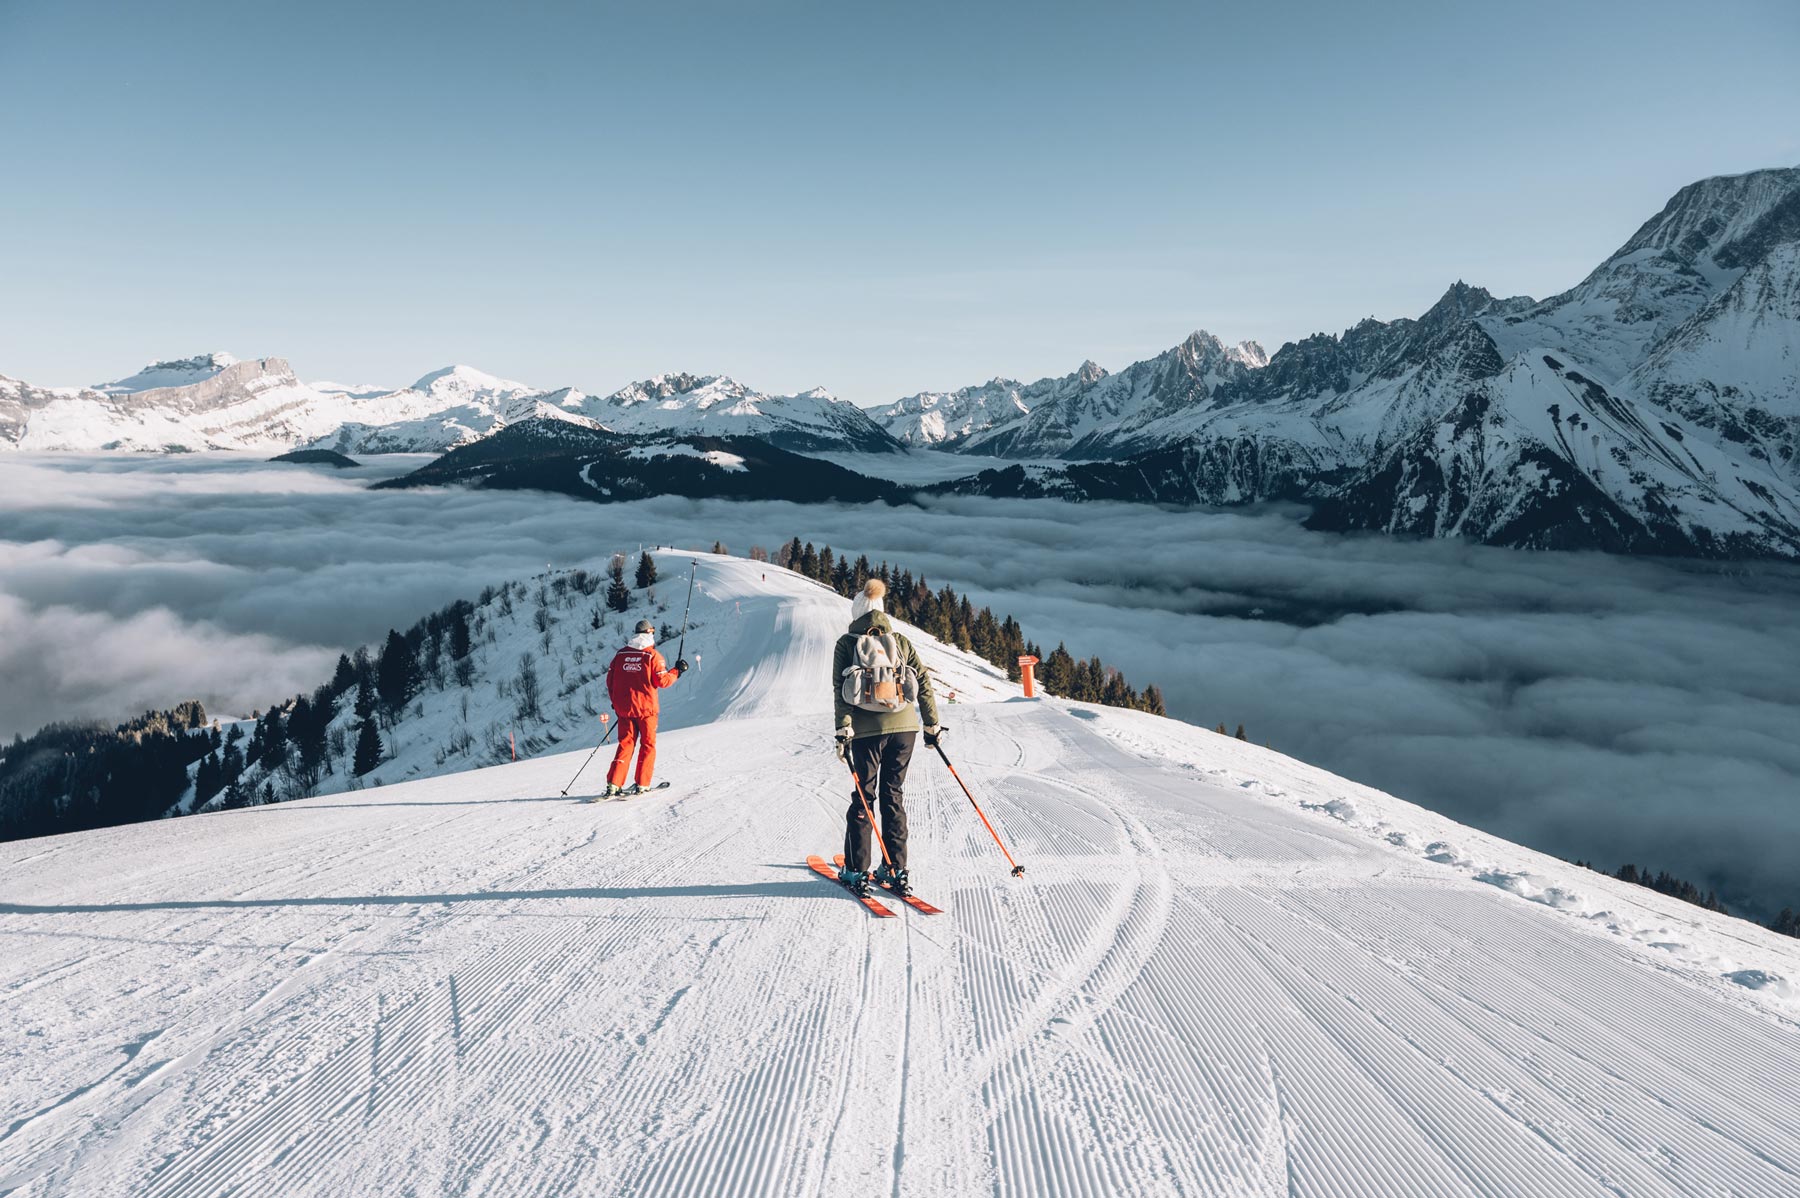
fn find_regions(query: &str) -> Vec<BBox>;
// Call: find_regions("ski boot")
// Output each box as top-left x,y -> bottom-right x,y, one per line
838,868 -> 872,897
618,783 -> 644,798
601,783 -> 623,799
873,863 -> 912,898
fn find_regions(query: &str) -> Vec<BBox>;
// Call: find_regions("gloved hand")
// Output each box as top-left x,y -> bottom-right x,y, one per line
674,658 -> 690,675
834,726 -> 852,759
923,725 -> 946,748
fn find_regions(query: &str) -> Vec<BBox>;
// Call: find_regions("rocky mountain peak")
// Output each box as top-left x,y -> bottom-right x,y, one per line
1422,281 -> 1498,326
1616,166 -> 1800,270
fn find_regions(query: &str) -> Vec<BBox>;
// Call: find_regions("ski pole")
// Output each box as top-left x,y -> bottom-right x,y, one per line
675,560 -> 698,662
843,748 -> 895,869
931,741 -> 1025,877
559,715 -> 617,797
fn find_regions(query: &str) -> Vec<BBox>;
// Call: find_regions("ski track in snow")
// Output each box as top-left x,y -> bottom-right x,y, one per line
2,558 -> 1798,1196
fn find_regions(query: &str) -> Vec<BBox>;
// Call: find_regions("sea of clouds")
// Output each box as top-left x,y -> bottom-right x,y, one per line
3,452 -> 1797,918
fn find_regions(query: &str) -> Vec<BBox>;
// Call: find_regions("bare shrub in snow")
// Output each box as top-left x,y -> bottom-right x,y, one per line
515,654 -> 542,721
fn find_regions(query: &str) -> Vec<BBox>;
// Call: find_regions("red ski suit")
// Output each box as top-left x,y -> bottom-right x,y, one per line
606,644 -> 678,788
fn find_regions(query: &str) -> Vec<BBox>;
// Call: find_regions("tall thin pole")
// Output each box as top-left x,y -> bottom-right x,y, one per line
675,560 -> 698,661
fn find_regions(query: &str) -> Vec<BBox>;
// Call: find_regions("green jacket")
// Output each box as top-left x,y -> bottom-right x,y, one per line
833,611 -> 939,740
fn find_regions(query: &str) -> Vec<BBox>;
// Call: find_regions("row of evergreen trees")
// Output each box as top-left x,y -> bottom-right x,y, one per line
1575,859 -> 1729,914
771,537 -> 1165,716
0,702 -> 212,840
1568,858 -> 1800,943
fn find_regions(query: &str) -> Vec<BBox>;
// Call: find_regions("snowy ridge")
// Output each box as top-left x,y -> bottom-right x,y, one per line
2,554 -> 1797,1195
96,352 -> 240,395
1,363 -> 896,456
879,360 -> 1110,448
592,373 -> 902,453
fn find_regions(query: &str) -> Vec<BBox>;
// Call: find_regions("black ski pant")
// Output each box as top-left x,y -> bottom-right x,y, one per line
843,731 -> 916,874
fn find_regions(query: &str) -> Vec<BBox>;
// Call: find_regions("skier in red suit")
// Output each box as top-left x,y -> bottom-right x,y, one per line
604,619 -> 688,796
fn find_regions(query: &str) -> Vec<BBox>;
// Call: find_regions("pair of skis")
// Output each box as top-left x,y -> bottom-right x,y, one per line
806,854 -> 943,918
578,781 -> 671,804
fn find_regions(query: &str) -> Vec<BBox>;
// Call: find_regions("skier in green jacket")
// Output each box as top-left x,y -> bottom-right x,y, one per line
833,578 -> 941,897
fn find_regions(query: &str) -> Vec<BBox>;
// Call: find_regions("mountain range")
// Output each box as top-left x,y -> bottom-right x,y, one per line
0,359 -> 901,457
3,166 -> 1797,558
887,168 -> 1800,558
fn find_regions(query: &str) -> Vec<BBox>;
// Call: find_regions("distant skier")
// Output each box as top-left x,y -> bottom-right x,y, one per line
604,619 -> 688,797
833,579 -> 940,897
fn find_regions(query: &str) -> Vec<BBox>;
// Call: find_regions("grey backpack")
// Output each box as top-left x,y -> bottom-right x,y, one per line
841,632 -> 920,713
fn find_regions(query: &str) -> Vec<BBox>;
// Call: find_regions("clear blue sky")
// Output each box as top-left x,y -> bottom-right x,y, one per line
3,0 -> 1796,404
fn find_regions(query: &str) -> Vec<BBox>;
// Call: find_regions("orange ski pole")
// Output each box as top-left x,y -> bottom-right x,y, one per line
932,741 -> 1024,877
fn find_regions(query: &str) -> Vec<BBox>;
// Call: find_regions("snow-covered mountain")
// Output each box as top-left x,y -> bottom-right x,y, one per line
1483,167 -> 1800,383
2,359 -> 898,456
589,373 -> 901,453
915,334 -> 1271,458
910,167 -> 1800,558
878,359 -> 1110,448
3,553 -> 1796,1195
1,356 -> 352,452
305,365 -> 596,454
1627,241 -> 1800,482
94,351 -> 242,394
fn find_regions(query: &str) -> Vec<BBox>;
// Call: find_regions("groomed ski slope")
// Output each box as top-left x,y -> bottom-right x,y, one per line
3,556 -> 1798,1197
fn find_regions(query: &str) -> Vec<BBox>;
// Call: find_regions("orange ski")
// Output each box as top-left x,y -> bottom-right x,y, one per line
807,855 -> 894,918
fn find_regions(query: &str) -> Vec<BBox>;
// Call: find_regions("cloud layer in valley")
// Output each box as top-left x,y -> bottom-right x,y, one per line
3,453 -> 1798,919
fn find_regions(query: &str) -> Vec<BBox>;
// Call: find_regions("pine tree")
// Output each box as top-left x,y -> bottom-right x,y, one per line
194,751 -> 223,807
606,558 -> 631,613
353,718 -> 384,776
331,653 -> 357,694
221,738 -> 245,782
1102,671 -> 1130,708
1041,643 -> 1077,696
260,707 -> 289,769
376,630 -> 419,716
1235,724 -> 1248,741
450,605 -> 472,661
292,694 -> 330,784
712,541 -> 727,555
799,542 -> 818,578
635,550 -> 658,589
1141,685 -> 1166,717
